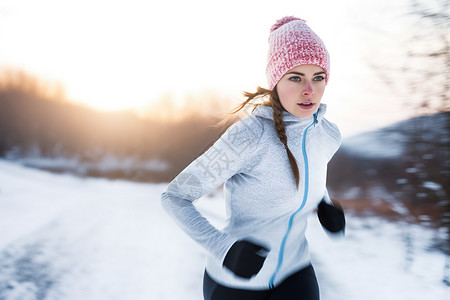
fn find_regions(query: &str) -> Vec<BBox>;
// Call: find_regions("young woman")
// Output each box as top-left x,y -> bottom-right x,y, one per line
161,16 -> 342,300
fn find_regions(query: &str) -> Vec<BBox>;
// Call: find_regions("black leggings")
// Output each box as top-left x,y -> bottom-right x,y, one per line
203,265 -> 319,300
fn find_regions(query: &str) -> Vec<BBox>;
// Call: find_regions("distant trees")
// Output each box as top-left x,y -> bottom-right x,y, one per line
366,0 -> 450,284
0,69 -> 233,182
404,1 -> 449,284
327,111 -> 449,284
407,0 -> 449,112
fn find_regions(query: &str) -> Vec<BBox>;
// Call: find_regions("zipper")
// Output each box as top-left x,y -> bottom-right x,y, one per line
269,112 -> 318,289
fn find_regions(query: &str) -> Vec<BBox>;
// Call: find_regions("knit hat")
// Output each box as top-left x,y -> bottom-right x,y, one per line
266,16 -> 330,90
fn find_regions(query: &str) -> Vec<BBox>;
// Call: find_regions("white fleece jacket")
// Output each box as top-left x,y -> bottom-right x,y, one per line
161,103 -> 341,290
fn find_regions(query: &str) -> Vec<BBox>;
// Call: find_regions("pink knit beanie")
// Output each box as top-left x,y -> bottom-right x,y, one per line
266,16 -> 330,90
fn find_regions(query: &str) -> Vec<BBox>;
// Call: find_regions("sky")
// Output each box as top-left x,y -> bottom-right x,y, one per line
0,0 -> 434,136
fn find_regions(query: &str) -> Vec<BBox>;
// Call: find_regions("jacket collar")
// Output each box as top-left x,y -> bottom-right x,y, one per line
252,103 -> 327,126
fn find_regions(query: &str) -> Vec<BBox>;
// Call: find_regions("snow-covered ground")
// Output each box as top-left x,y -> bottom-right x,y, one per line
0,159 -> 448,300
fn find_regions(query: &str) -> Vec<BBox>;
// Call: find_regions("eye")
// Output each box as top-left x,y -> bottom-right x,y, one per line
313,75 -> 325,81
289,76 -> 301,82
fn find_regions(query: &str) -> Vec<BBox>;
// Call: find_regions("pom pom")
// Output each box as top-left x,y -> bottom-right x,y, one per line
270,16 -> 306,33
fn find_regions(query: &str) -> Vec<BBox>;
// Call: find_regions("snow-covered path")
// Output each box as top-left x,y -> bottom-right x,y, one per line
0,161 -> 204,300
0,160 -> 448,300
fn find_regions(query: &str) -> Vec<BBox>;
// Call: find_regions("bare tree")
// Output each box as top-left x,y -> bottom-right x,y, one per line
408,0 -> 450,111
405,0 -> 450,285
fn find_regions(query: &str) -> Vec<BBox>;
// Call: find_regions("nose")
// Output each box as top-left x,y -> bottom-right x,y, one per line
303,82 -> 314,96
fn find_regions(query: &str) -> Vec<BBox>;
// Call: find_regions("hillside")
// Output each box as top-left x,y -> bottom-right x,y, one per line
328,111 -> 449,232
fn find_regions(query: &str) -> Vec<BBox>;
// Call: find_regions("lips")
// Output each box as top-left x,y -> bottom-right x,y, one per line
297,102 -> 315,110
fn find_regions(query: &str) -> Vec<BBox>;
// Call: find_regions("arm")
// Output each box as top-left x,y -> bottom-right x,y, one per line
161,117 -> 263,263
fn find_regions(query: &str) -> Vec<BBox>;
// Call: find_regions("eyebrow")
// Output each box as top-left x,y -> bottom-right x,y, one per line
287,71 -> 326,76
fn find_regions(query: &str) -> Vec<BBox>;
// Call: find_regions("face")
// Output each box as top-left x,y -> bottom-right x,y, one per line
275,64 -> 327,119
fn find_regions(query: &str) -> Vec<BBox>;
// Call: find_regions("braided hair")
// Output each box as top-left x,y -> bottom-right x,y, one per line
233,87 -> 300,188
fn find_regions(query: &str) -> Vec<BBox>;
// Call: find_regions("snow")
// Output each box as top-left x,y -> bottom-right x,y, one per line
341,130 -> 406,159
9,156 -> 169,176
423,181 -> 442,191
0,159 -> 448,300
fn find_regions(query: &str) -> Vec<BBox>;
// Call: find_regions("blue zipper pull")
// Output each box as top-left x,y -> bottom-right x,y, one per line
313,111 -> 318,126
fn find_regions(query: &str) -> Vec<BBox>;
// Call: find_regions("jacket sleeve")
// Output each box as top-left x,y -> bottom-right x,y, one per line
321,117 -> 342,159
160,116 -> 263,264
322,188 -> 333,204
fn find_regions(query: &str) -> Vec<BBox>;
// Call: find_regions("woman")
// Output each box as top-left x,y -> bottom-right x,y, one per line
161,16 -> 342,300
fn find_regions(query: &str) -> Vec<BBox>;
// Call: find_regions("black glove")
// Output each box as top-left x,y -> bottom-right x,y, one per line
317,199 -> 345,234
223,240 -> 269,279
